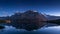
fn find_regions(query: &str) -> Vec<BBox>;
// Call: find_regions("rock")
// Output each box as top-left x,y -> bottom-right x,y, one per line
0,26 -> 5,29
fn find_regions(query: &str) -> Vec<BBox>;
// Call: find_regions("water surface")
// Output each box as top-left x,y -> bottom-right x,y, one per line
0,23 -> 60,34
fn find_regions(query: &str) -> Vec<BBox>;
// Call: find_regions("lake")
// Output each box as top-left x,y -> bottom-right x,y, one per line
0,23 -> 60,34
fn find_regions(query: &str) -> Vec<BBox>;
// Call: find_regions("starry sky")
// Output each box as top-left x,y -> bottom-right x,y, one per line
0,0 -> 60,17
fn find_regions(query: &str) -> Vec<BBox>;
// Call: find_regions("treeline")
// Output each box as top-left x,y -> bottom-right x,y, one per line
47,19 -> 60,25
0,20 -> 6,23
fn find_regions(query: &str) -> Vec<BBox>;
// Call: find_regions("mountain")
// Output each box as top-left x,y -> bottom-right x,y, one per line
0,17 -> 6,20
10,10 -> 47,31
45,15 -> 60,20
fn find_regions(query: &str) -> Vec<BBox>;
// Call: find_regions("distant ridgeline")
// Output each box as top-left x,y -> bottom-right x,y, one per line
0,10 -> 60,31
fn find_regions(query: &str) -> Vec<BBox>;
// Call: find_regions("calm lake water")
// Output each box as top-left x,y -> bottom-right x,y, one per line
0,23 -> 60,34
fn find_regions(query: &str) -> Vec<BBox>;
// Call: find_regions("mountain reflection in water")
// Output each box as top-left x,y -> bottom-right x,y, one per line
0,23 -> 60,34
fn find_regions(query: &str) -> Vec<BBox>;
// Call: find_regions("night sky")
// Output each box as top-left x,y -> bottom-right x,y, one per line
0,0 -> 60,17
